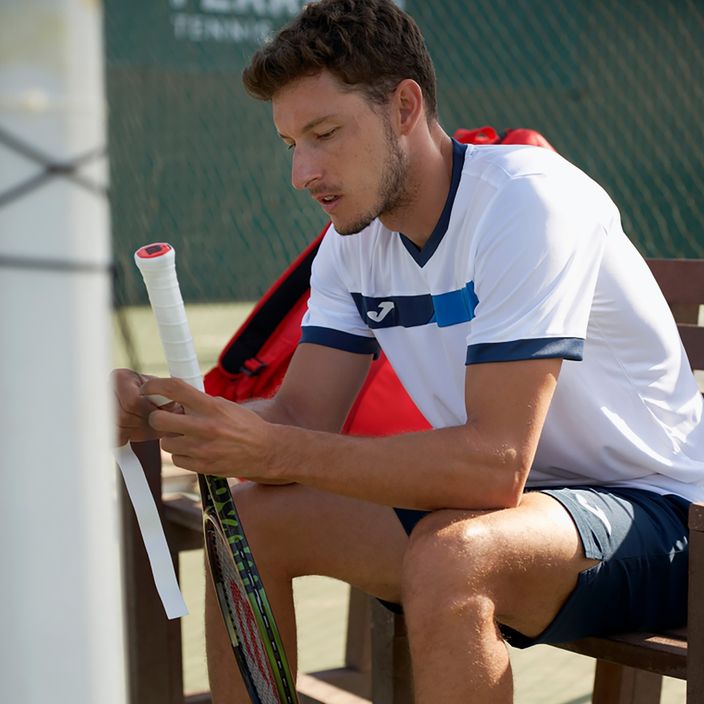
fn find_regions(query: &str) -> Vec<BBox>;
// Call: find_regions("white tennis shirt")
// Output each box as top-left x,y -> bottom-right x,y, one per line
300,140 -> 704,502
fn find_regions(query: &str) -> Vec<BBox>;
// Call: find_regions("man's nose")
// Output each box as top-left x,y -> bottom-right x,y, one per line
291,146 -> 322,191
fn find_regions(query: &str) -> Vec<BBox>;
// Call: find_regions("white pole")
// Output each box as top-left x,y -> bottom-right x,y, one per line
0,1 -> 127,703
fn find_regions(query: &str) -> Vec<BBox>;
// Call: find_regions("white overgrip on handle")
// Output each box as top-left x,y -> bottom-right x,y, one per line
133,244 -> 204,391
113,242 -> 205,620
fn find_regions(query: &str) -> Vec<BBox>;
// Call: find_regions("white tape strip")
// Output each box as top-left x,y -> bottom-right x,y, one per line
114,443 -> 188,620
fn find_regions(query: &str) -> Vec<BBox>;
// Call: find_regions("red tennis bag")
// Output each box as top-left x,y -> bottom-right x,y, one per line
204,127 -> 555,435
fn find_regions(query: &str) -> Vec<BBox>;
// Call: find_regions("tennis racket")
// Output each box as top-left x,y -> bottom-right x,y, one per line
134,242 -> 298,704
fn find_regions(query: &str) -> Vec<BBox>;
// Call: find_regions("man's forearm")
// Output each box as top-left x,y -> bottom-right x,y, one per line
243,398 -> 526,509
242,395 -> 326,429
242,394 -> 348,433
242,397 -> 292,425
143,358 -> 554,509
268,422 -> 525,511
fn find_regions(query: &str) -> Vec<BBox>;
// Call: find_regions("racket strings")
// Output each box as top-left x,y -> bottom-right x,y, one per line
212,530 -> 281,703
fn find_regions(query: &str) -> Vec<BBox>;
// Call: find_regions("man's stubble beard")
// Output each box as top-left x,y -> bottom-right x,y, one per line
336,119 -> 413,236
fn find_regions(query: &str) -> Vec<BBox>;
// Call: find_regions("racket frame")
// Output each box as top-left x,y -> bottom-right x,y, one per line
201,474 -> 298,704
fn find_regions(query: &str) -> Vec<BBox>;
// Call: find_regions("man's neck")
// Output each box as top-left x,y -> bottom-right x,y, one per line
379,127 -> 454,249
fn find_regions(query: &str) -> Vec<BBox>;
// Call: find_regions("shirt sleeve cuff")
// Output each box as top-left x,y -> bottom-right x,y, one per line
466,337 -> 584,365
300,325 -> 380,357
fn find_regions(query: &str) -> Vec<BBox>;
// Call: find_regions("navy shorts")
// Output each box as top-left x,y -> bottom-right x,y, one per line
389,486 -> 690,648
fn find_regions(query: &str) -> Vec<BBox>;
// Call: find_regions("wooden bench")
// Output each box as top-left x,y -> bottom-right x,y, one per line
121,258 -> 704,703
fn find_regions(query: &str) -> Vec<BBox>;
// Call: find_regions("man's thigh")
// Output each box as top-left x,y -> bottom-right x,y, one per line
397,487 -> 690,644
231,481 -> 409,604
504,486 -> 690,646
400,491 -> 598,637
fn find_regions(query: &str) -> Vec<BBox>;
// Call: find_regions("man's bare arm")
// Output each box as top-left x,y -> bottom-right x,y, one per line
145,355 -> 562,510
243,342 -> 373,431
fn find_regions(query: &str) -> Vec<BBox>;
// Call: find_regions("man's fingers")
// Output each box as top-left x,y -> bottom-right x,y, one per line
160,433 -> 197,456
148,407 -> 210,436
140,377 -> 208,412
171,454 -> 207,474
115,389 -> 160,418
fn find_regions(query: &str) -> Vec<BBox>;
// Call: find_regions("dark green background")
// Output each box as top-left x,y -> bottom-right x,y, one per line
106,0 -> 704,304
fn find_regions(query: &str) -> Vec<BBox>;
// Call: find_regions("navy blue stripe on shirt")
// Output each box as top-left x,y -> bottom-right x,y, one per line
351,292 -> 434,329
352,282 -> 478,330
466,337 -> 584,365
300,325 -> 380,356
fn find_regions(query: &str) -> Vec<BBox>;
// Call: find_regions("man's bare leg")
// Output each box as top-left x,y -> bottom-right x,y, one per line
205,481 -> 410,703
207,487 -> 598,703
402,492 -> 599,704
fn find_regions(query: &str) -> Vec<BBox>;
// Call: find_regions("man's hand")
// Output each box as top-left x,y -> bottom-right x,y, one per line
141,377 -> 284,482
111,368 -> 182,446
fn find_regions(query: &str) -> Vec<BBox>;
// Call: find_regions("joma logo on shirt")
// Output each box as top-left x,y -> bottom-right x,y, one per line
367,301 -> 395,322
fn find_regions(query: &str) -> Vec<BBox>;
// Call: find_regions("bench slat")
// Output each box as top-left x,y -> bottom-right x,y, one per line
647,259 -> 704,305
556,631 -> 687,679
680,324 -> 704,370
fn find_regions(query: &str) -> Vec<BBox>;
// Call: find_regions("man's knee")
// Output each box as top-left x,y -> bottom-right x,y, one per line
401,510 -> 499,616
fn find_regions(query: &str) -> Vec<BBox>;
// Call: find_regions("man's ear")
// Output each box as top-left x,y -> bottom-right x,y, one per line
391,79 -> 425,136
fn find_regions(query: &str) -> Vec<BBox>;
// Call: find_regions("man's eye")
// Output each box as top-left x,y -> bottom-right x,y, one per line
318,128 -> 336,140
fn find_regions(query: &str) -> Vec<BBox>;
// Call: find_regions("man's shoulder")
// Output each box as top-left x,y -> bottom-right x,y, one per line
460,144 -> 613,221
463,143 -> 573,184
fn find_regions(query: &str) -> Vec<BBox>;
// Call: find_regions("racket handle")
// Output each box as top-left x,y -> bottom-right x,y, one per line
134,243 -> 204,392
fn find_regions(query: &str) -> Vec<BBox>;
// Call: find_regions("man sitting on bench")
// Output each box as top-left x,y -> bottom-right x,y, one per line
113,1 -> 704,702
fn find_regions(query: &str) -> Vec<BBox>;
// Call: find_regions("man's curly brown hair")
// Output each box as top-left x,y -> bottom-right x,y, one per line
242,0 -> 438,121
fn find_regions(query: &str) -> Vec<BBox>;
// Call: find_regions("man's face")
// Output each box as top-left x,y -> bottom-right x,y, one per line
272,71 -> 410,235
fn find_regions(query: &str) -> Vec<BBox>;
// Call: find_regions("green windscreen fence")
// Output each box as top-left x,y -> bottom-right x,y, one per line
106,0 -> 704,306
